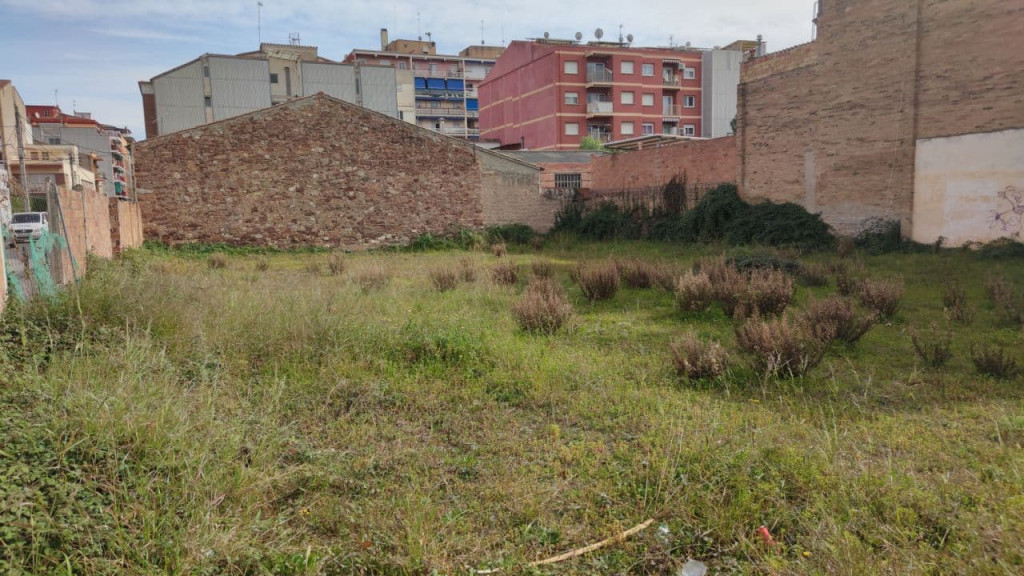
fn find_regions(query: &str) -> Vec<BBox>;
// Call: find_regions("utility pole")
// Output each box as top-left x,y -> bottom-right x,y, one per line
14,109 -> 28,211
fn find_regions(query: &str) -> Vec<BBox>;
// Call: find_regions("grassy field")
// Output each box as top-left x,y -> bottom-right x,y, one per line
1,238 -> 1023,575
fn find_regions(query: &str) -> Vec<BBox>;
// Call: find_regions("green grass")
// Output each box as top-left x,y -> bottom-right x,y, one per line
1,241 -> 1023,575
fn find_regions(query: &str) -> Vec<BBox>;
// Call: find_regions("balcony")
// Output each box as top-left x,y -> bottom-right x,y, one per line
586,67 -> 613,84
662,75 -> 681,88
587,101 -> 614,116
416,107 -> 476,118
662,105 -> 681,117
586,130 -> 613,143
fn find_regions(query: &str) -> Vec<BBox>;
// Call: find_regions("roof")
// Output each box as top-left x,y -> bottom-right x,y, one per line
345,48 -> 497,64
604,134 -> 707,151
25,105 -> 101,128
498,150 -> 604,164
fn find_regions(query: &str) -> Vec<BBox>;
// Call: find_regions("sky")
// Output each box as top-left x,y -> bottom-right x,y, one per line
0,0 -> 817,140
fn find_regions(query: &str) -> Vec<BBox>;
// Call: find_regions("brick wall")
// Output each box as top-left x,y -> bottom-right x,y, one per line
589,136 -> 737,209
478,151 -> 560,232
50,183 -> 113,284
135,94 -> 486,250
738,0 -> 1024,237
109,198 -> 144,255
537,161 -> 595,193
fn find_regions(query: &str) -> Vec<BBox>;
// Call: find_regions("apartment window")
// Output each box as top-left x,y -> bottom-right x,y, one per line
554,173 -> 582,190
642,93 -> 654,106
683,124 -> 696,136
203,65 -> 210,78
564,60 -> 579,74
270,73 -> 279,84
683,67 -> 696,79
620,91 -> 634,105
641,63 -> 654,76
565,122 -> 580,136
398,61 -> 407,70
620,61 -> 634,74
684,95 -> 696,108
429,63 -> 438,75
641,123 -> 655,135
621,121 -> 635,135
204,96 -> 212,107
565,91 -> 579,105
47,137 -> 61,145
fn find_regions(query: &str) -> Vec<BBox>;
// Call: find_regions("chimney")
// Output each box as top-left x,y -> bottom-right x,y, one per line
381,28 -> 389,50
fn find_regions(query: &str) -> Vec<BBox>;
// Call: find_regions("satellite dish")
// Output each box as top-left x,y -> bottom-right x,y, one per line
595,28 -> 604,40
626,33 -> 634,43
685,41 -> 691,48
543,31 -> 550,39
575,31 -> 583,41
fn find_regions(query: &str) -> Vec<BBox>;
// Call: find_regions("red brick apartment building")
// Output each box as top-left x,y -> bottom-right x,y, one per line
479,39 -> 706,150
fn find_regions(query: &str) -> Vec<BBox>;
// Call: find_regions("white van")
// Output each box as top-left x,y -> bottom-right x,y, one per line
10,212 -> 49,244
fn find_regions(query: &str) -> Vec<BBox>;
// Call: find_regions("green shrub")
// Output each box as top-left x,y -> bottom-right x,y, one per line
909,322 -> 954,368
677,184 -> 748,243
724,201 -> 835,251
970,344 -> 1020,379
485,224 -> 535,245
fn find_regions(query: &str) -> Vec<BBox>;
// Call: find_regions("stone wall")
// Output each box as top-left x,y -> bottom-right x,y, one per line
589,136 -> 737,209
135,94 -> 485,250
738,0 -> 1024,238
478,151 -> 558,232
109,198 -> 144,255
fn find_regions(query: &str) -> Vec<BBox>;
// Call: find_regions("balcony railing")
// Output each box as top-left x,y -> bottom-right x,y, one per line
587,101 -> 614,115
586,68 -> 613,83
663,105 -> 681,117
586,130 -> 613,143
662,75 -> 680,87
416,108 -> 475,118
412,68 -> 465,78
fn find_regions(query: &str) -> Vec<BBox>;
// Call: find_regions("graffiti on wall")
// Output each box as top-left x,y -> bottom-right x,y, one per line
989,186 -> 1024,237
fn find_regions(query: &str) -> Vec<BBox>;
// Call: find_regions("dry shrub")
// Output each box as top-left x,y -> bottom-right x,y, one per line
747,268 -> 795,316
305,262 -> 323,276
971,344 -> 1020,379
651,264 -> 679,291
698,257 -> 746,316
942,279 -> 975,325
735,315 -> 829,378
492,260 -> 519,286
512,278 -> 573,334
859,277 -> 903,320
207,253 -> 228,270
354,266 -> 390,293
327,252 -> 346,276
459,258 -> 477,283
670,331 -> 730,380
530,236 -> 545,251
674,272 -> 714,313
430,267 -> 460,291
799,262 -> 830,287
803,295 -> 875,345
575,261 -> 620,301
909,322 -> 954,368
986,276 -> 1024,326
254,257 -> 270,272
531,259 -> 554,279
836,236 -> 855,258
491,242 -> 507,257
618,259 -> 655,289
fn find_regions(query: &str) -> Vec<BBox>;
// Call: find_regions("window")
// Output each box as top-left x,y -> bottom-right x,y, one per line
621,121 -> 635,135
564,91 -> 579,105
642,93 -> 654,106
564,60 -> 579,74
620,61 -> 634,74
683,124 -> 696,136
641,63 -> 654,76
204,96 -> 212,107
398,61 -> 407,70
642,123 -> 655,135
47,137 -> 61,145
565,122 -> 579,136
203,65 -> 210,78
620,91 -> 634,105
684,95 -> 696,108
683,67 -> 696,79
270,73 -> 279,84
554,173 -> 582,190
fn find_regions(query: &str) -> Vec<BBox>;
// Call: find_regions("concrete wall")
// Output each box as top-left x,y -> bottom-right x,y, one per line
135,94 -> 485,250
301,62 -> 358,103
701,50 -> 742,138
477,151 -> 556,232
590,136 -> 737,208
209,57 -> 273,121
153,60 -> 206,135
50,183 -> 113,284
912,128 -> 1024,246
738,0 -> 1024,237
109,198 -> 144,255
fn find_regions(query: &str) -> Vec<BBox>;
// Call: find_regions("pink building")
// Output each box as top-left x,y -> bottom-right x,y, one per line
480,39 -> 706,150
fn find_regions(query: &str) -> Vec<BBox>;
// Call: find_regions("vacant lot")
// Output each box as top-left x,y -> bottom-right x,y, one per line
1,239 -> 1023,575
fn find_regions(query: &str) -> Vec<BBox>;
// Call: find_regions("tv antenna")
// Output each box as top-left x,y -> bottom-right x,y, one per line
289,32 -> 300,45
618,24 -> 623,43
480,19 -> 485,44
257,1 -> 263,44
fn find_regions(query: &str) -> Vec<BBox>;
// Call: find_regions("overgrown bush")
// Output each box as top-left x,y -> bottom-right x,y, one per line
531,259 -> 554,279
674,272 -> 714,313
207,253 -> 228,269
909,322 -> 954,368
492,260 -> 519,286
859,277 -> 904,320
512,278 -> 573,334
430,267 -> 460,291
651,264 -> 679,292
407,228 -> 482,252
735,315 -> 830,378
746,268 -> 795,316
942,279 -> 975,325
970,344 -> 1020,379
699,257 -> 747,317
575,261 -> 620,301
724,201 -> 835,251
803,295 -> 875,346
486,224 -> 535,245
799,263 -> 830,287
728,253 -> 802,276
670,331 -> 730,379
618,259 -> 655,289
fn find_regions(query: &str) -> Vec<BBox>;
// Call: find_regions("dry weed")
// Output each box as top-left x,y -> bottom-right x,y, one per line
575,261 -> 620,301
512,278 -> 573,334
735,315 -> 829,378
670,331 -> 730,379
859,276 -> 903,320
674,272 -> 714,313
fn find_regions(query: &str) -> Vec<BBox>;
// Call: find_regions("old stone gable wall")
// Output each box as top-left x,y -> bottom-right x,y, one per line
590,136 -> 737,210
738,0 -> 1024,237
478,152 -> 560,232
135,96 -> 484,249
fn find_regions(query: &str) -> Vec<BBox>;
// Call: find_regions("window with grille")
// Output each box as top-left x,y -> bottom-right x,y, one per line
554,173 -> 582,190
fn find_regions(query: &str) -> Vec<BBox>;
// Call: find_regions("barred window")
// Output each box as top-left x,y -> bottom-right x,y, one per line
554,173 -> 582,190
